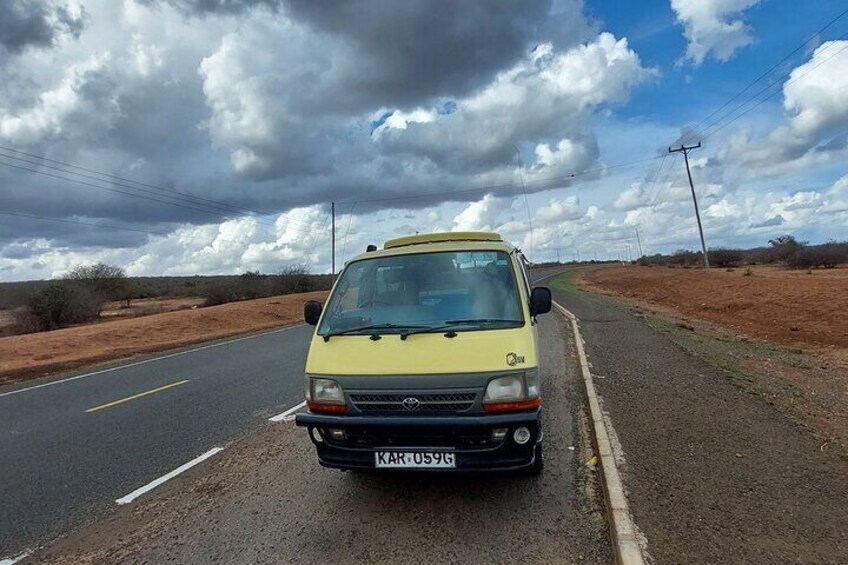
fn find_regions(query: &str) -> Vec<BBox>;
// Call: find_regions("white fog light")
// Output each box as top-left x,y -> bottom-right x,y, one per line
310,428 -> 323,443
328,428 -> 346,441
491,428 -> 508,442
513,426 -> 531,445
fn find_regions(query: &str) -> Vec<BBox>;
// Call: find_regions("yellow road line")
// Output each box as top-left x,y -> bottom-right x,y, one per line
85,380 -> 190,413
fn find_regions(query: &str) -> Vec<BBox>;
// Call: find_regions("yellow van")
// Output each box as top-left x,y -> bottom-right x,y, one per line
295,232 -> 552,473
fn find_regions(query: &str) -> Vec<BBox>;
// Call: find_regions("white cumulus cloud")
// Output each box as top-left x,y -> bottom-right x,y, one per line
671,0 -> 760,65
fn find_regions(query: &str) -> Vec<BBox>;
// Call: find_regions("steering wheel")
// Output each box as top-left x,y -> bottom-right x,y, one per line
359,298 -> 391,307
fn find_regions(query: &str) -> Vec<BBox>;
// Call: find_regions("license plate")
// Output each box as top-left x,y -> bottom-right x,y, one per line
375,451 -> 456,469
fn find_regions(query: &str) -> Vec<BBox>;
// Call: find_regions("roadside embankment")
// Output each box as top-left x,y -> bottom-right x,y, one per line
0,291 -> 327,385
579,264 -> 848,350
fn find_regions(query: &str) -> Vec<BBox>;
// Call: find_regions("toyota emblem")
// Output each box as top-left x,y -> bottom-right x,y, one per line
402,397 -> 420,411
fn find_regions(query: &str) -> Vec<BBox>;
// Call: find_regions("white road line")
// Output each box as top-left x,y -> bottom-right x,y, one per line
269,400 -> 307,422
0,550 -> 32,565
553,301 -> 646,565
115,447 -> 224,505
0,324 -> 306,399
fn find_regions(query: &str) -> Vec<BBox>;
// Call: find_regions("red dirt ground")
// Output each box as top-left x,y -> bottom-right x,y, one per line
0,291 -> 328,385
581,264 -> 848,351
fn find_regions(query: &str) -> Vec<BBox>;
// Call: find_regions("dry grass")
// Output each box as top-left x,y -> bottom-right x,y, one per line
0,291 -> 327,385
581,264 -> 848,350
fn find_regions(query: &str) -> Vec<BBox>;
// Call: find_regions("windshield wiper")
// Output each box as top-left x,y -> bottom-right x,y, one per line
322,323 -> 430,341
399,319 -> 523,340
444,318 -> 524,325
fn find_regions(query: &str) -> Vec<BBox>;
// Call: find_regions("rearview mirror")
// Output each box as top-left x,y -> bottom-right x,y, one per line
529,287 -> 552,316
304,300 -> 323,325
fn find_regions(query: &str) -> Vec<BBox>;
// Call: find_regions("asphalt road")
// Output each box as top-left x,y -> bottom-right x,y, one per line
31,311 -> 610,564
0,324 -> 313,557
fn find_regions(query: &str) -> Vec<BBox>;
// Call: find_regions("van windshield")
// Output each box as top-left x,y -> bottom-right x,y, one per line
318,250 -> 524,336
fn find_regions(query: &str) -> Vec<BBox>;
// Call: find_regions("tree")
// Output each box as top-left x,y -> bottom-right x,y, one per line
64,263 -> 129,301
766,234 -> 805,263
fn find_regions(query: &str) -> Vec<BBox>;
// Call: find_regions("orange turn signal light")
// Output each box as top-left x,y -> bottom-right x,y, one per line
307,401 -> 347,414
482,397 -> 542,413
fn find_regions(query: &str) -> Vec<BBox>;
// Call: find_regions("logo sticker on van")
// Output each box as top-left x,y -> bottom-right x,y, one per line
506,352 -> 525,366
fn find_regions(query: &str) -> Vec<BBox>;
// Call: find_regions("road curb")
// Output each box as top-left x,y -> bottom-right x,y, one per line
554,301 -> 646,565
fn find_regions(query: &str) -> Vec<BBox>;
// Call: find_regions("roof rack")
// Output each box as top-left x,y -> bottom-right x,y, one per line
383,232 -> 503,249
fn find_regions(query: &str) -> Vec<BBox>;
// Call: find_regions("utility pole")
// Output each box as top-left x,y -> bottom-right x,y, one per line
331,202 -> 336,280
626,241 -> 632,262
669,143 -> 709,268
634,227 -> 644,258
556,248 -> 560,264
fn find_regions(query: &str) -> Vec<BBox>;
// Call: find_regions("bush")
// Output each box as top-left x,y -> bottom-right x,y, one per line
766,234 -> 805,263
708,248 -> 744,268
273,265 -> 315,294
238,271 -> 264,300
201,284 -> 242,307
25,281 -> 104,331
669,249 -> 703,267
786,242 -> 848,269
65,263 -> 129,301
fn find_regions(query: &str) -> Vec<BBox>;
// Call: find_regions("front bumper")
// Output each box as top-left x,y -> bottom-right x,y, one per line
295,409 -> 542,472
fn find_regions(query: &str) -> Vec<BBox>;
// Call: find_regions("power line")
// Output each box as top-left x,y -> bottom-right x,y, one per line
0,210 -> 173,237
0,158 -> 336,238
642,152 -> 669,206
680,7 -> 848,146
0,158 -> 259,223
0,147 -> 351,233
701,37 -> 848,141
0,150 -> 281,225
0,145 -> 290,223
0,210 -> 280,249
342,155 -> 665,206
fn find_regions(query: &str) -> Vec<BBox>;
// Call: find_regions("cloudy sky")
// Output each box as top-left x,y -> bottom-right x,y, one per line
1,0 -> 846,280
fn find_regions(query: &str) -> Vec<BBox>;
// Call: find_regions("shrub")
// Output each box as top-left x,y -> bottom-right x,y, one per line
669,249 -> 703,267
201,284 -> 241,307
25,281 -> 104,331
786,242 -> 848,269
766,234 -> 805,263
238,271 -> 264,300
272,265 -> 315,295
708,248 -> 744,268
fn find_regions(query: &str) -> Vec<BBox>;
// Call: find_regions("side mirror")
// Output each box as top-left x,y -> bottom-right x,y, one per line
304,300 -> 323,326
529,287 -> 552,316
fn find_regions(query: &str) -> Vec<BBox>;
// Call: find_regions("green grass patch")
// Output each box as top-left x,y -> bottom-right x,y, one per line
546,272 -> 579,294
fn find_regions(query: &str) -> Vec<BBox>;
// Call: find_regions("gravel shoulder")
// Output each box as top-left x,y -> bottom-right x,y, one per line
551,273 -> 848,563
29,313 -> 611,564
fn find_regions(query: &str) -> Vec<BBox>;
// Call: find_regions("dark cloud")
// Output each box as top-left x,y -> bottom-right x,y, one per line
138,0 -> 282,15
0,0 -> 85,54
750,214 -> 785,228
284,0 -> 593,112
0,209 -> 154,249
1,242 -> 35,259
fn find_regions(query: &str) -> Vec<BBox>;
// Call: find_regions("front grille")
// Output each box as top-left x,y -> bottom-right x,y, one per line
328,425 -> 492,448
349,392 -> 476,414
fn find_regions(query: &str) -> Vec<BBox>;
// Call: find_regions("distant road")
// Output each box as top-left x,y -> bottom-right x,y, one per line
0,324 -> 313,556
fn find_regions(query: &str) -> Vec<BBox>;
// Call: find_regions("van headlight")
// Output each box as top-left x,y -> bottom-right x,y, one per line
483,371 -> 541,413
307,377 -> 346,413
